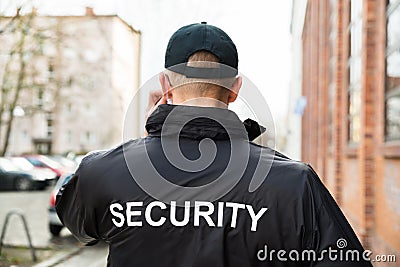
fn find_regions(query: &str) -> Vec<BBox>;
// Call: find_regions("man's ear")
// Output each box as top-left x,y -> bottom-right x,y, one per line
159,73 -> 173,100
228,76 -> 242,103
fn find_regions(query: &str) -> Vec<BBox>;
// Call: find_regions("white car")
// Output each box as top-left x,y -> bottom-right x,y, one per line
9,157 -> 58,186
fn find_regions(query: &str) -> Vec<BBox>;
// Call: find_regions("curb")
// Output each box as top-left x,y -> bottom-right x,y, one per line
32,247 -> 81,267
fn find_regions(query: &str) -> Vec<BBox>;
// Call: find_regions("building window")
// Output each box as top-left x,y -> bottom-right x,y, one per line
79,75 -> 95,90
85,102 -> 95,116
81,131 -> 95,145
66,130 -> 72,143
48,58 -> 55,81
386,0 -> 400,141
347,0 -> 363,144
66,102 -> 72,113
37,88 -> 44,108
46,113 -> 53,138
23,130 -> 28,140
68,77 -> 74,87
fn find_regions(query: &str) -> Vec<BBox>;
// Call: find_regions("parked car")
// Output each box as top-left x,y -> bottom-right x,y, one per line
48,173 -> 73,236
48,155 -> 77,171
8,157 -> 57,185
0,158 -> 48,191
24,155 -> 71,179
74,155 -> 86,165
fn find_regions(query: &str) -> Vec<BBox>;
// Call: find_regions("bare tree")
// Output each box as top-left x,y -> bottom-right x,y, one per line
0,5 -> 66,155
0,8 -> 34,155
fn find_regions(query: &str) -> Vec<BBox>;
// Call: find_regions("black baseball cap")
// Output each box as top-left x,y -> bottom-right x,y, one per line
165,22 -> 238,78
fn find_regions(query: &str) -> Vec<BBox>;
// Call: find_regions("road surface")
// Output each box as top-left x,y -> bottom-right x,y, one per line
0,189 -> 108,266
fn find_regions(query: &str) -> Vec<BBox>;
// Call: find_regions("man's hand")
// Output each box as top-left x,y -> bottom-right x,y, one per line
143,89 -> 167,137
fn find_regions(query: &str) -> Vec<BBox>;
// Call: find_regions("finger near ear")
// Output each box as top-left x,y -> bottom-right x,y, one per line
234,76 -> 242,92
159,72 -> 172,95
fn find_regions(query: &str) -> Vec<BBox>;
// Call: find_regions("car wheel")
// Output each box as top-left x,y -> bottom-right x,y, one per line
36,184 -> 47,190
49,224 -> 63,236
14,177 -> 33,191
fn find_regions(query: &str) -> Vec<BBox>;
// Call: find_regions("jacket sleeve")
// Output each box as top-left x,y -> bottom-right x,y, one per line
305,165 -> 373,267
55,156 -> 101,245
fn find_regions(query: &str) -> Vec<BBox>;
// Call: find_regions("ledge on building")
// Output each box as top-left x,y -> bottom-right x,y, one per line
380,141 -> 400,158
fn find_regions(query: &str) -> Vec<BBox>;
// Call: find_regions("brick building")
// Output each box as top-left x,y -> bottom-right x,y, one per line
291,0 -> 400,265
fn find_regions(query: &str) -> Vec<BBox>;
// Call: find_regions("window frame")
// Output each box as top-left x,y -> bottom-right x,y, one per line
347,0 -> 363,146
385,0 -> 400,142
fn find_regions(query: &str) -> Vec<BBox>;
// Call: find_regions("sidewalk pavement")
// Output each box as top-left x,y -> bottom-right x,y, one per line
32,243 -> 108,267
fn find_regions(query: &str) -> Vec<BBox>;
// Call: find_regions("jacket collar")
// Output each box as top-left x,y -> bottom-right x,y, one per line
145,104 -> 249,140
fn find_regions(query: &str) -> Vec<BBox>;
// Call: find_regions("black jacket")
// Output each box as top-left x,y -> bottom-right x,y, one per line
56,104 -> 372,267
